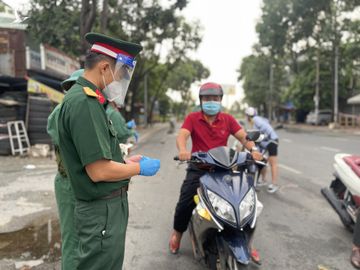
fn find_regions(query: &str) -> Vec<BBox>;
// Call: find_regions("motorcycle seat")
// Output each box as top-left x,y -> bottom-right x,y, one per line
343,155 -> 360,178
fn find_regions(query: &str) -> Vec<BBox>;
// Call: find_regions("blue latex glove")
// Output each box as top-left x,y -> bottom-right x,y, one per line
127,120 -> 136,129
139,156 -> 160,176
133,131 -> 139,143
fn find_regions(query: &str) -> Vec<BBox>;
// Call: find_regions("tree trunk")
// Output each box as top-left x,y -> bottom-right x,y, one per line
100,0 -> 109,33
80,0 -> 97,64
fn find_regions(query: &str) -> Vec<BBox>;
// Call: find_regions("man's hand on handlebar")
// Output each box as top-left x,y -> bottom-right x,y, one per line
251,151 -> 263,161
178,150 -> 191,161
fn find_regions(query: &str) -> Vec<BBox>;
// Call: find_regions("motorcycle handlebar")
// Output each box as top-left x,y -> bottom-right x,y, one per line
173,156 -> 202,163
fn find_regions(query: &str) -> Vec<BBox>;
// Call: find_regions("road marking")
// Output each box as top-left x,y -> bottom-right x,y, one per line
282,138 -> 292,143
279,163 -> 302,175
320,146 -> 340,152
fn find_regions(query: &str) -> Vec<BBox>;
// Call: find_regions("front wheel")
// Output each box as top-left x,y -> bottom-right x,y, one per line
225,255 -> 247,270
216,250 -> 247,270
207,237 -> 248,270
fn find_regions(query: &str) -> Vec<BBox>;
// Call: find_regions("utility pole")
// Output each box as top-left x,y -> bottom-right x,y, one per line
334,44 -> 339,123
333,0 -> 339,124
144,73 -> 148,128
315,48 -> 320,116
268,61 -> 274,121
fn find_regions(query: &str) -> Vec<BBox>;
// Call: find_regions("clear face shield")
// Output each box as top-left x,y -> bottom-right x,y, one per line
103,53 -> 136,107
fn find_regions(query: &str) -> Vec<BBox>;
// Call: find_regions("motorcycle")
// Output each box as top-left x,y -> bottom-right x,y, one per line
321,153 -> 360,231
175,131 -> 265,269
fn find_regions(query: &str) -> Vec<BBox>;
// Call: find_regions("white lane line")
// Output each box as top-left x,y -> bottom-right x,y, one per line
282,138 -> 292,143
320,146 -> 340,152
279,163 -> 302,175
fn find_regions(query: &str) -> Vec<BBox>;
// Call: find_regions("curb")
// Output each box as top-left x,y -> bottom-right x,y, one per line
284,125 -> 360,136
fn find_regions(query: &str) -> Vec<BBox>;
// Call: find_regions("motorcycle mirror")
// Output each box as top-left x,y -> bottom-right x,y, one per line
256,134 -> 266,142
246,130 -> 261,141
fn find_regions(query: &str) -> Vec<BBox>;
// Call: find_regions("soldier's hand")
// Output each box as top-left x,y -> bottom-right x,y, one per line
139,157 -> 160,176
125,155 -> 142,164
179,150 -> 191,161
251,151 -> 263,161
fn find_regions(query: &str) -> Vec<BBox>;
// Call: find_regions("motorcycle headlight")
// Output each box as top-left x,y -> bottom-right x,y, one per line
239,188 -> 256,222
207,190 -> 236,224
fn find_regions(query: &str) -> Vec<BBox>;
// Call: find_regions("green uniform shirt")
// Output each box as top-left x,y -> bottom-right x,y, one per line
47,104 -> 68,178
58,76 -> 128,201
105,105 -> 133,144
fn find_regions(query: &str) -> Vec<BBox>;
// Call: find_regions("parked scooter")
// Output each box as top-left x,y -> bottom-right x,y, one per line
175,131 -> 265,269
321,153 -> 360,231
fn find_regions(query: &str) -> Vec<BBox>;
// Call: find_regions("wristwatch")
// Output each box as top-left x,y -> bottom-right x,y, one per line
250,146 -> 259,153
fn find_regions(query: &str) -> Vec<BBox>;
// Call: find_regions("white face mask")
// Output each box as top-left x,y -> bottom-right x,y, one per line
102,58 -> 136,107
102,68 -> 128,107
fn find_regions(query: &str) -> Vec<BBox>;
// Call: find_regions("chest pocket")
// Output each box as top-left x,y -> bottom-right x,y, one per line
108,119 -> 124,162
108,119 -> 117,137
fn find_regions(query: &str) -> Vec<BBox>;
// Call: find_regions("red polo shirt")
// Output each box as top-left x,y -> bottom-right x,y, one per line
181,111 -> 242,153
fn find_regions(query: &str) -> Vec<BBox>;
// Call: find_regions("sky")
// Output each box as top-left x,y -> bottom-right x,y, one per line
4,0 -> 263,106
181,0 -> 262,85
180,0 -> 263,106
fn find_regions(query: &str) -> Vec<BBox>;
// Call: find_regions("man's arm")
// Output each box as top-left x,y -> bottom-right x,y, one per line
176,128 -> 191,160
234,129 -> 255,150
86,160 -> 140,182
233,129 -> 262,160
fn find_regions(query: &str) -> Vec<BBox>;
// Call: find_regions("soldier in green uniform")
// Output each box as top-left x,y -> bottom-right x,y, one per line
106,101 -> 138,144
47,69 -> 84,270
57,32 -> 160,270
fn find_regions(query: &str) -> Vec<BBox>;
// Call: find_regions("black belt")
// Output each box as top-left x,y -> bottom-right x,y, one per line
100,185 -> 128,200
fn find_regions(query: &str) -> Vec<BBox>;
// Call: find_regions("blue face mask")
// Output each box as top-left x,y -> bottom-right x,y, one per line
202,101 -> 221,115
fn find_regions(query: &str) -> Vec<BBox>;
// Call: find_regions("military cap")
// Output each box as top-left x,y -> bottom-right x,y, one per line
85,32 -> 143,59
61,69 -> 84,91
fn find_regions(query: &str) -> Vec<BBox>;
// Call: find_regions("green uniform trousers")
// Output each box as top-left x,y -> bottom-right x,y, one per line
75,193 -> 129,270
54,173 -> 79,270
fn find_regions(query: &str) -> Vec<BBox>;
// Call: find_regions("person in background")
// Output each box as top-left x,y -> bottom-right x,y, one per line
106,99 -> 138,144
245,107 -> 279,193
47,69 -> 84,270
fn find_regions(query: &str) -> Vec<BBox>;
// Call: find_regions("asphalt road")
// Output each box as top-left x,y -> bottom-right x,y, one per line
124,127 -> 360,270
1,124 -> 359,270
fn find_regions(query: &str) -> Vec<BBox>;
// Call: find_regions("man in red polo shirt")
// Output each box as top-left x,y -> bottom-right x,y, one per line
169,82 -> 262,262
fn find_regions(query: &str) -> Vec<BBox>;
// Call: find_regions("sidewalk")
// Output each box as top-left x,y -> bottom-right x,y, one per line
284,123 -> 360,136
0,123 -> 168,270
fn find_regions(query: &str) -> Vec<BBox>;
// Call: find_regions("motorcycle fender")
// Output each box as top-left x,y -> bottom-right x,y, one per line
218,233 -> 250,265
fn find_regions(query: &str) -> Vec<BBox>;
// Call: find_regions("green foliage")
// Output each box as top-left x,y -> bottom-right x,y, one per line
27,0 -> 81,56
26,0 -> 208,122
239,0 -> 360,121
239,54 -> 271,109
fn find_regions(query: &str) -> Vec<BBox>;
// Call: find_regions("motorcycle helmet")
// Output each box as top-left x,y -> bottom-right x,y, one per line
199,82 -> 224,98
245,107 -> 257,117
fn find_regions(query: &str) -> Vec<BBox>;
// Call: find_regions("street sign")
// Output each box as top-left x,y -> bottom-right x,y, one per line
222,84 -> 236,95
27,77 -> 64,103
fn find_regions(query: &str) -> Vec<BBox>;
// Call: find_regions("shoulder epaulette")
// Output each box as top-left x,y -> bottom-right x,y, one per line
83,87 -> 98,98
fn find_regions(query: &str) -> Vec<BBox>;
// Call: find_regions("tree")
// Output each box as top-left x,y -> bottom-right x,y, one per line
27,0 -> 82,56
26,0 -> 208,123
239,0 -> 360,121
80,0 -> 97,58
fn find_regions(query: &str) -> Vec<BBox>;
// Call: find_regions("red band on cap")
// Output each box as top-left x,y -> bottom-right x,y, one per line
91,42 -> 133,57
